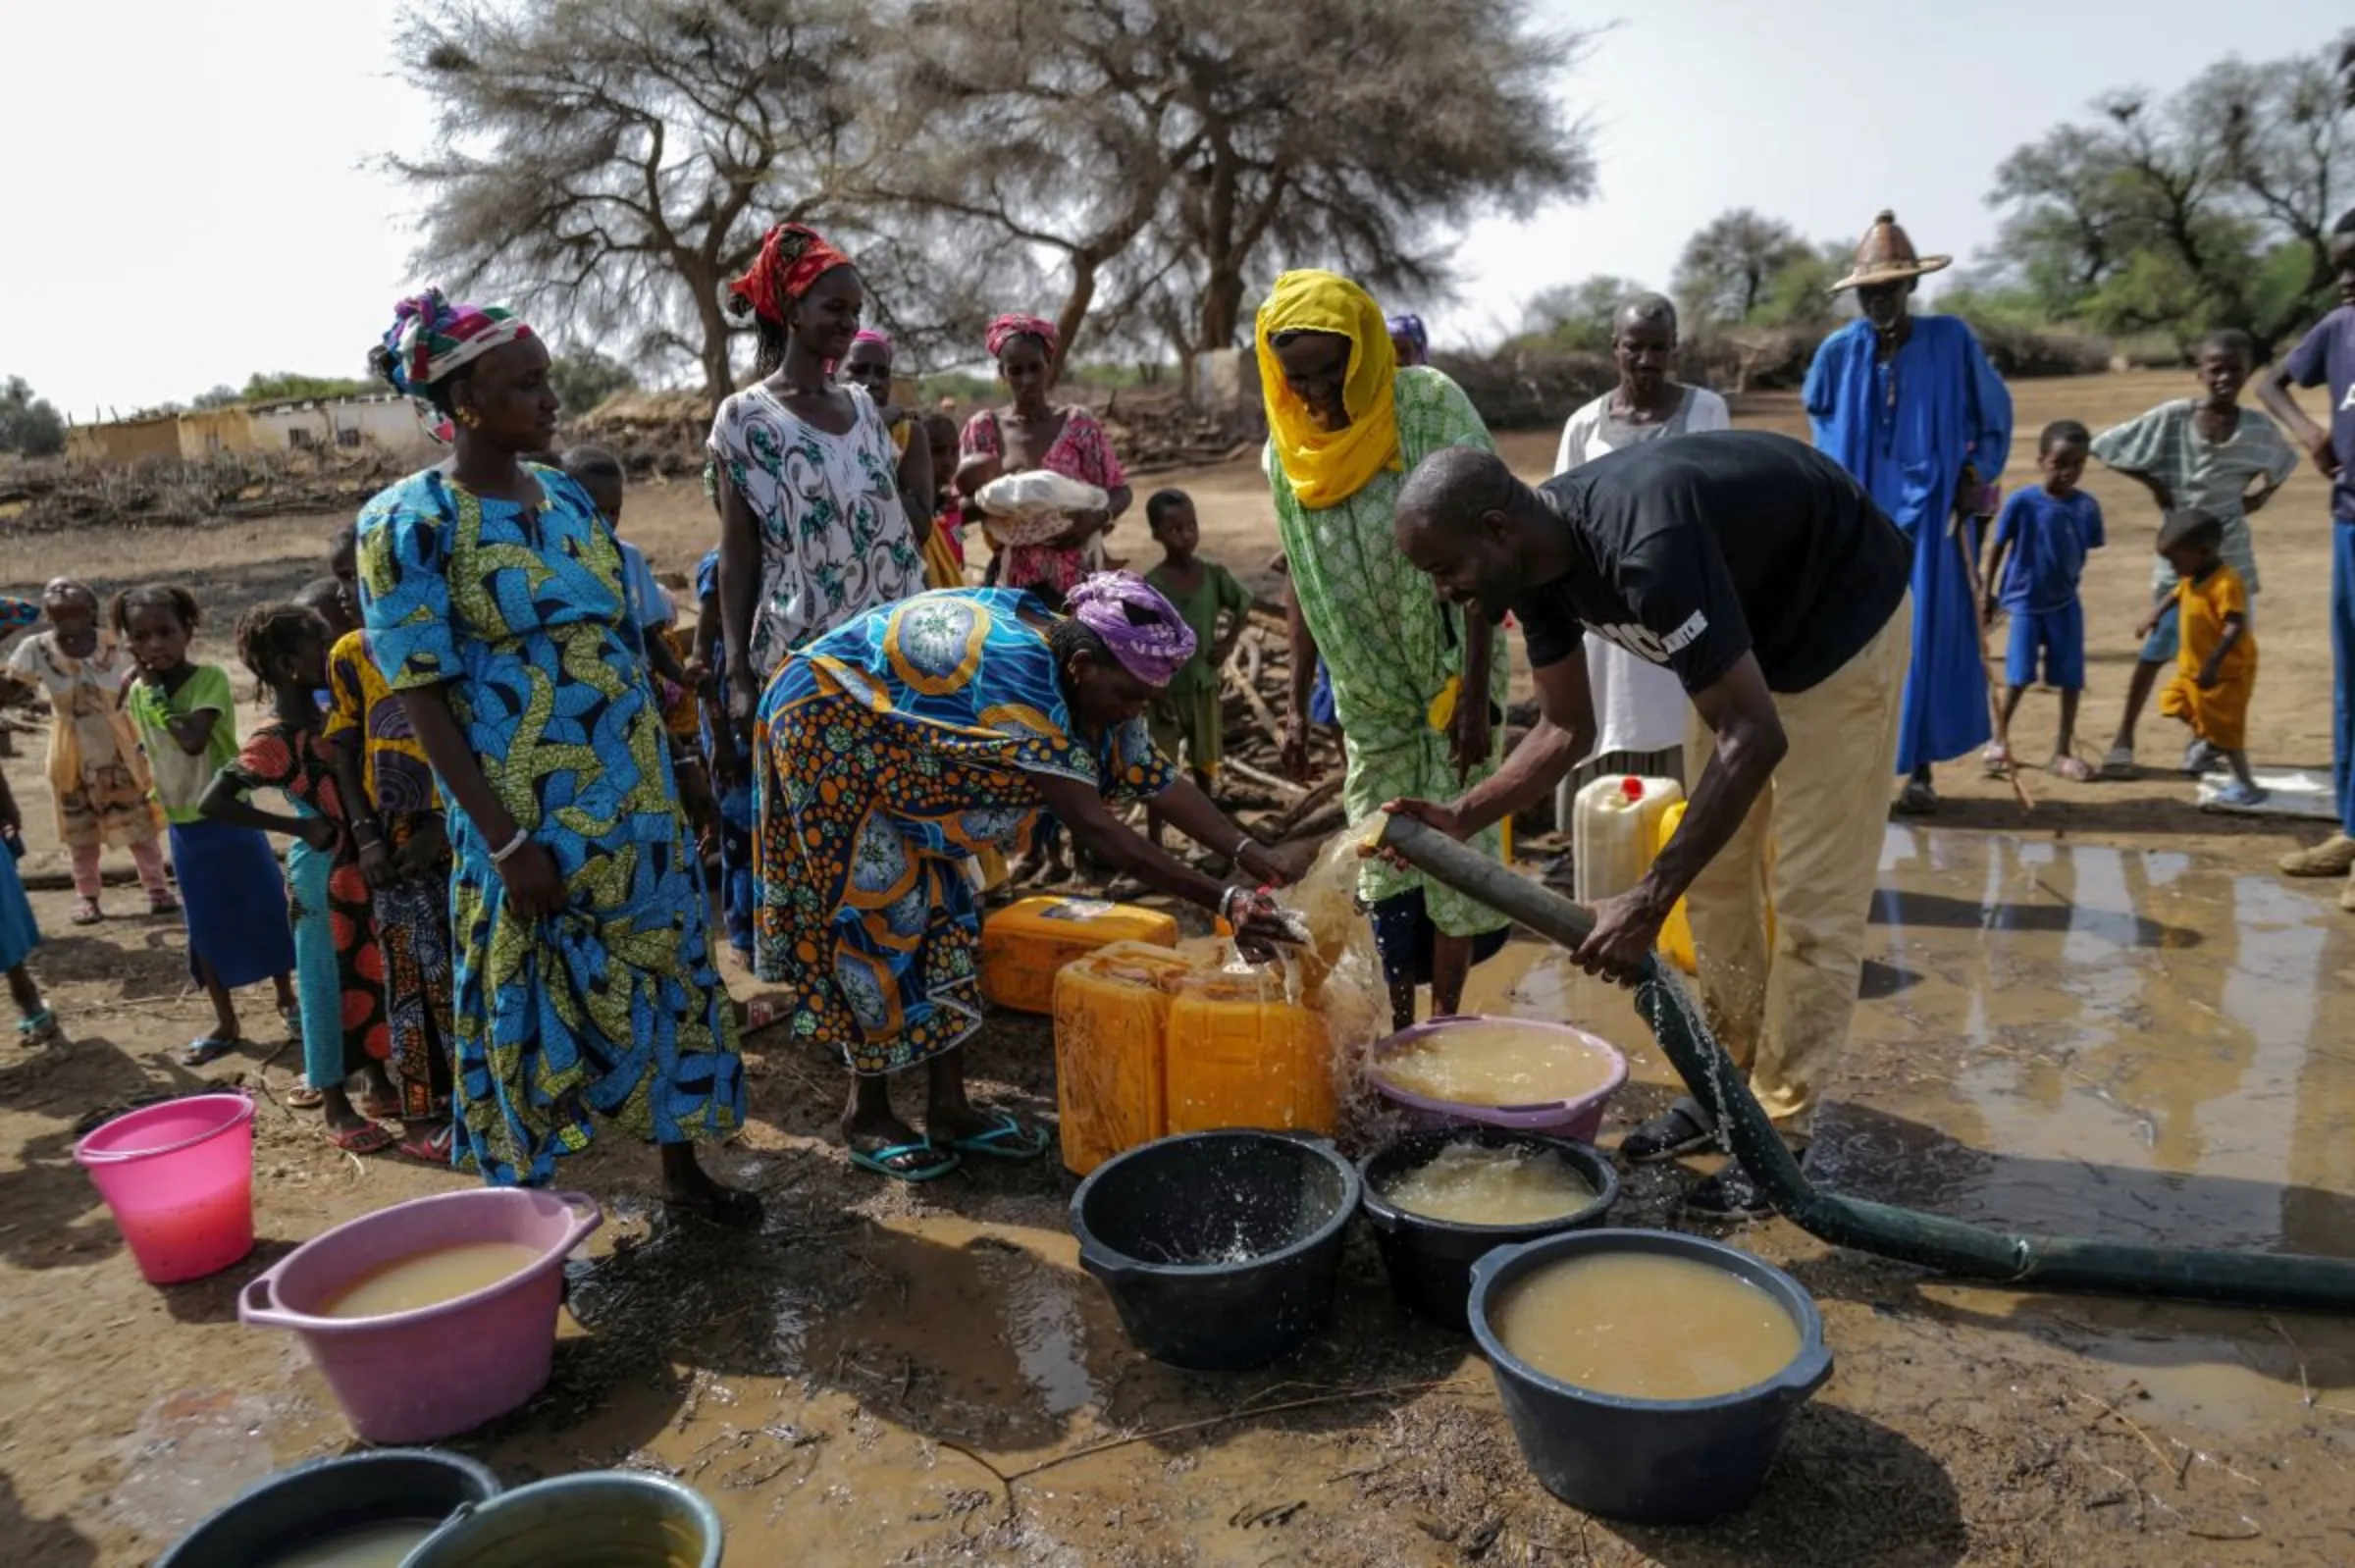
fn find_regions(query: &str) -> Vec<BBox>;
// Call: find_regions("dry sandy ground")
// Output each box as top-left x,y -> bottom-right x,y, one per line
2,370 -> 2352,1566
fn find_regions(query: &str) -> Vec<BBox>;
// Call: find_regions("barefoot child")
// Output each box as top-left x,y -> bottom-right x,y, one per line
0,579 -> 173,923
1142,490 -> 1251,848
2142,509 -> 2263,807
1983,422 -> 2104,779
199,603 -> 396,1151
0,769 -> 58,1044
2090,331 -> 2297,778
326,534 -> 458,1165
117,586 -> 299,1067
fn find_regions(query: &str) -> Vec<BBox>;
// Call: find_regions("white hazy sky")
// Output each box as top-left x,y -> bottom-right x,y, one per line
3,0 -> 2348,419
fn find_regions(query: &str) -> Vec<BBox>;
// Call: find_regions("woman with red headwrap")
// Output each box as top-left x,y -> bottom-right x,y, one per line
710,223 -> 927,731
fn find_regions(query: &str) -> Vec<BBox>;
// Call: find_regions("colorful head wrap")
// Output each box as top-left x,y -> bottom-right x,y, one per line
850,328 -> 893,353
986,312 -> 1060,361
373,289 -> 534,397
1064,572 -> 1196,688
1387,312 -> 1430,366
726,223 -> 855,328
1256,271 -> 1401,510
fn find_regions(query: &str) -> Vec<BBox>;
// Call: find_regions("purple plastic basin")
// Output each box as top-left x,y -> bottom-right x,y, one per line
1367,1016 -> 1628,1141
239,1187 -> 600,1443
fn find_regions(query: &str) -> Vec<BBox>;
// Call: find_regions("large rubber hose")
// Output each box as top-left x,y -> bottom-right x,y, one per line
1375,813 -> 2355,1313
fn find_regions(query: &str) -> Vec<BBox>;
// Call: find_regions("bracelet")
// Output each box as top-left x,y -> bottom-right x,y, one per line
490,827 -> 532,865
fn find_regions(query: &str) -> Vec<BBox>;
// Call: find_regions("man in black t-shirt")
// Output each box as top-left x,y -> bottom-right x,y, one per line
1385,433 -> 1913,1215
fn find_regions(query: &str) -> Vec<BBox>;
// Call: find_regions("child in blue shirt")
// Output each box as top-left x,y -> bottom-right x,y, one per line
1984,420 -> 2105,779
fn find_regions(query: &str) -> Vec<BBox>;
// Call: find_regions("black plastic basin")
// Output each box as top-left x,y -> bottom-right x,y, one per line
1359,1126 -> 1618,1332
156,1448 -> 502,1568
1071,1127 -> 1361,1371
1468,1228 -> 1832,1524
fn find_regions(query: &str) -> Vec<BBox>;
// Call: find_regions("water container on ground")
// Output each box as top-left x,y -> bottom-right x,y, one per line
1165,965 -> 1337,1137
1051,941 -> 1212,1176
980,895 -> 1178,1015
1651,800 -> 1774,976
1572,775 -> 1682,907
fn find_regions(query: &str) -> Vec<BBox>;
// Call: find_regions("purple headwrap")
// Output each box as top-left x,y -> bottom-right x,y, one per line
1064,572 -> 1196,687
1386,312 -> 1430,366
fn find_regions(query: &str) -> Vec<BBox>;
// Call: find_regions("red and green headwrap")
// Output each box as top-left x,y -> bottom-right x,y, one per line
726,223 -> 855,328
372,288 -> 534,396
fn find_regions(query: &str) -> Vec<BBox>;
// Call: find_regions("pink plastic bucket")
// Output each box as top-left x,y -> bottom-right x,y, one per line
1367,1016 -> 1628,1141
74,1093 -> 257,1284
239,1187 -> 601,1443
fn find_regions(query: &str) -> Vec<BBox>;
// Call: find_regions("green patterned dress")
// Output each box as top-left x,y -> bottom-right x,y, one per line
356,464 -> 744,1184
1268,365 -> 1509,937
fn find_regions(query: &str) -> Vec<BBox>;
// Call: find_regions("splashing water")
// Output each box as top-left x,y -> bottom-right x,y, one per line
1272,830 -> 1396,1133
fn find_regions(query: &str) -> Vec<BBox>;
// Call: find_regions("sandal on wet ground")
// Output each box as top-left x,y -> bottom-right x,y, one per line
941,1113 -> 1049,1161
16,1010 -> 58,1045
180,1033 -> 240,1068
2047,756 -> 2094,782
1980,743 -> 2014,778
1618,1095 -> 1722,1164
847,1138 -> 962,1182
1892,779 -> 1938,816
69,899 -> 103,926
285,1083 -> 326,1111
2097,746 -> 2139,780
327,1123 -> 395,1155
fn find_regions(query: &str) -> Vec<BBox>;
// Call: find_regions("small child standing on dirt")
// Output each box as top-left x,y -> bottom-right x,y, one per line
2089,330 -> 2298,778
0,578 -> 174,923
0,768 -> 59,1045
199,603 -> 397,1152
117,586 -> 299,1068
2140,509 -> 2264,807
1142,489 -> 1251,849
1983,422 -> 2104,779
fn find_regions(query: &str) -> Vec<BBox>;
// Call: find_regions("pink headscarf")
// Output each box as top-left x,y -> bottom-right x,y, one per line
985,312 -> 1060,361
1064,573 -> 1196,687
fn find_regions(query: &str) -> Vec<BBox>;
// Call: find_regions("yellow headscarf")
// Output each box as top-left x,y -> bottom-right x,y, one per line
1255,270 -> 1400,510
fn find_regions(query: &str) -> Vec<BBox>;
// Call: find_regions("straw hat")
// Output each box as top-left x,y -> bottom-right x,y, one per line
1830,210 -> 1952,292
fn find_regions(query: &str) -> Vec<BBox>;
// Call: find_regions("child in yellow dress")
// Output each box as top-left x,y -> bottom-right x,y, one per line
2142,508 -> 2263,807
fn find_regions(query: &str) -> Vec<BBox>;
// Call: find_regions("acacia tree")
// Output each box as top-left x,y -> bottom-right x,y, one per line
1982,30 -> 2354,355
895,0 -> 1595,361
0,378 -> 66,458
392,0 -> 909,405
1671,210 -> 1812,328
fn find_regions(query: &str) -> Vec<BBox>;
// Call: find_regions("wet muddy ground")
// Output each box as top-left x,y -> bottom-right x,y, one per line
6,823 -> 2354,1566
6,370 -> 2355,1565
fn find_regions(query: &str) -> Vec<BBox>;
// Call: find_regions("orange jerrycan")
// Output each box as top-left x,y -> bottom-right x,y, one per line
1165,965 -> 1338,1138
981,896 -> 1178,1015
1051,942 -> 1211,1176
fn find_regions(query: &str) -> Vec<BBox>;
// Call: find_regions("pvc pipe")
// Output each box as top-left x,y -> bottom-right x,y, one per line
1374,813 -> 2355,1314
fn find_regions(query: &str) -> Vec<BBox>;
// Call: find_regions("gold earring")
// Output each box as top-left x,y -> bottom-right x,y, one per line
458,407 -> 480,428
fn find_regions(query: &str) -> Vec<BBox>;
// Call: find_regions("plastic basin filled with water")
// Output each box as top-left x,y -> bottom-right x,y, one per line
155,1448 -> 501,1568
1468,1228 -> 1833,1523
1359,1127 -> 1618,1332
400,1472 -> 724,1568
1071,1128 -> 1361,1371
1368,1016 -> 1628,1140
74,1092 -> 257,1284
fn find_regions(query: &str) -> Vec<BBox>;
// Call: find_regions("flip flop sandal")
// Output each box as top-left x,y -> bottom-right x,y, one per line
396,1124 -> 455,1164
327,1123 -> 395,1154
285,1084 -> 327,1111
148,890 -> 182,915
69,900 -> 103,926
16,1009 -> 58,1045
1980,743 -> 2014,778
847,1139 -> 962,1182
944,1114 -> 1049,1161
2098,747 -> 2139,781
1893,780 -> 1939,816
1618,1095 -> 1722,1164
179,1034 -> 239,1068
2048,756 -> 2094,782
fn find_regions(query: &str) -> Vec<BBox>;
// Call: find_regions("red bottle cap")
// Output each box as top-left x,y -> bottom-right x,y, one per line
1621,776 -> 1643,802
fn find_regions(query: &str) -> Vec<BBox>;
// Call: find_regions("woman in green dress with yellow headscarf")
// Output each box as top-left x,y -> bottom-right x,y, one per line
1261,272 -> 1510,1031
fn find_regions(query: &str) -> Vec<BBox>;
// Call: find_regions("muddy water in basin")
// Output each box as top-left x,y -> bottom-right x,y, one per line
1491,1252 -> 1802,1400
321,1241 -> 544,1318
1375,1019 -> 1618,1106
264,1520 -> 443,1567
1379,1141 -> 1596,1225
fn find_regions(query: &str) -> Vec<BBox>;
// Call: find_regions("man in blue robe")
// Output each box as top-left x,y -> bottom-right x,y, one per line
1806,210 -> 2013,814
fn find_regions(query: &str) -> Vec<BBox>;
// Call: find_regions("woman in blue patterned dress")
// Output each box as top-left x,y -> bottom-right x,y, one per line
756,576 -> 1302,1180
354,289 -> 754,1224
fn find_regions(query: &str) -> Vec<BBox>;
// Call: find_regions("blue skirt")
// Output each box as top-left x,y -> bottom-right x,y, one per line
0,846 -> 40,974
169,819 -> 294,989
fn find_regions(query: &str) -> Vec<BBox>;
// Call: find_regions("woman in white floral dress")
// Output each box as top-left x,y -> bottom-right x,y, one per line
711,222 -> 927,730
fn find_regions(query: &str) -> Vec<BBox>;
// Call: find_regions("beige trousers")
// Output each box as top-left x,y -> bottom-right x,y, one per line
1681,595 -> 1911,1139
